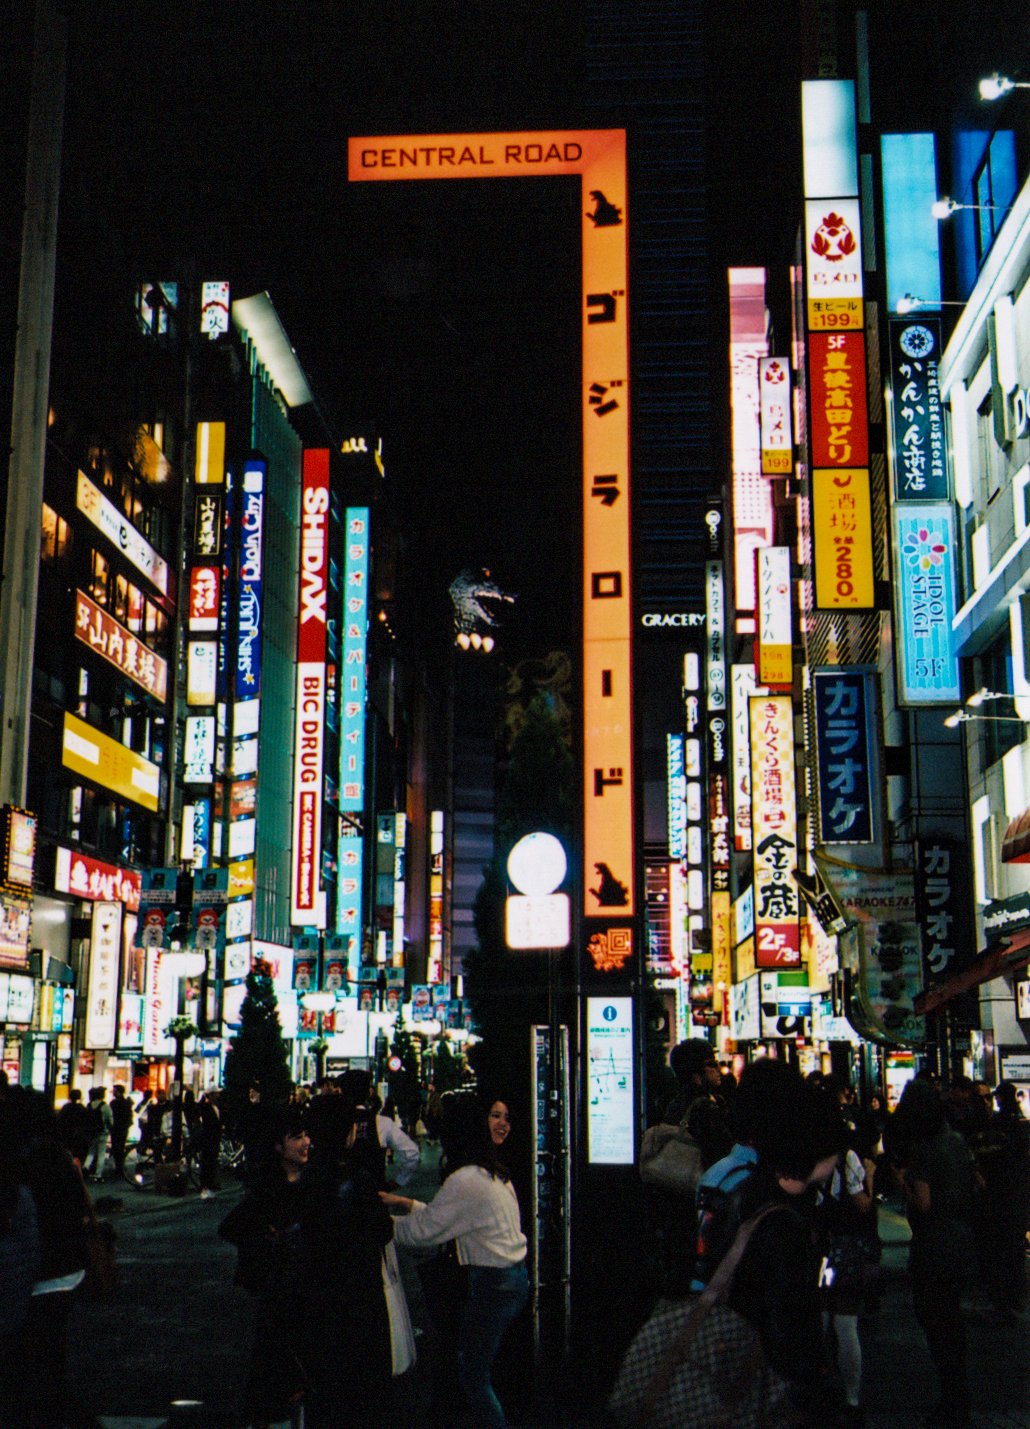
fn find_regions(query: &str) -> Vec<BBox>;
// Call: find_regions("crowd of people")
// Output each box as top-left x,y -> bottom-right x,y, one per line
631,1043 -> 1029,1429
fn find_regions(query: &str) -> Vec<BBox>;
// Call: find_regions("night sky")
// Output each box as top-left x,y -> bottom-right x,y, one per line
52,0 -> 800,652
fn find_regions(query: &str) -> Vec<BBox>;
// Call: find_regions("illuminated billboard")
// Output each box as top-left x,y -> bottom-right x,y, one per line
339,509 -> 369,813
291,449 -> 330,927
75,590 -> 168,701
893,505 -> 960,704
756,546 -> 792,688
194,421 -> 226,485
84,901 -> 121,1050
801,81 -> 858,198
812,468 -> 874,609
888,318 -> 948,501
729,268 -> 774,615
236,459 -> 265,701
758,357 -> 793,475
62,711 -> 160,813
749,695 -> 800,966
76,471 -> 170,597
804,199 -> 863,332
731,664 -> 758,852
808,332 -> 868,469
813,670 -> 876,844
187,566 -> 220,633
350,129 -> 636,935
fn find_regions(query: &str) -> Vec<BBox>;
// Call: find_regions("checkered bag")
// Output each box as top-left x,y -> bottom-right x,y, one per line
608,1206 -> 795,1429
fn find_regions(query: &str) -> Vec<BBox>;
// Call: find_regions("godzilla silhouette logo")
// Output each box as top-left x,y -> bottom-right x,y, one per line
449,568 -> 516,636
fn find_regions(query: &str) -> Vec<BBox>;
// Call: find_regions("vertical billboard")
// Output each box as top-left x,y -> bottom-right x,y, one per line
729,268 -> 774,615
804,198 -> 864,332
812,468 -> 874,609
731,665 -> 758,852
892,505 -> 960,704
291,449 -> 330,927
888,318 -> 948,501
756,546 -> 792,688
339,509 -> 370,812
585,996 -> 635,1164
808,332 -> 869,469
759,357 -> 793,475
236,459 -> 265,704
813,670 -> 876,844
349,130 -> 637,953
84,901 -> 121,1050
749,695 -> 800,966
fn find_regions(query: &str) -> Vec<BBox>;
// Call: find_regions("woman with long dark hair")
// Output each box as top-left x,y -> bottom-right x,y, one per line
381,1091 -> 528,1429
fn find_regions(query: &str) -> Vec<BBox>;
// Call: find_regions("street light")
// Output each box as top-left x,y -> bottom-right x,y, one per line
979,74 -> 1030,101
895,294 -> 970,314
931,197 -> 1004,220
301,990 -> 337,1083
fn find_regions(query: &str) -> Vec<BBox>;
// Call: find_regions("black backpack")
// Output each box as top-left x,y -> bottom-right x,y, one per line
85,1101 -> 105,1138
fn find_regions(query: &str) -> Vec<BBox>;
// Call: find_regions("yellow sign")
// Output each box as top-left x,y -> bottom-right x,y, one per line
350,131 -> 635,918
734,936 -> 756,982
711,891 -> 733,1013
194,422 -> 226,485
812,468 -> 874,609
228,858 -> 255,899
62,712 -> 160,813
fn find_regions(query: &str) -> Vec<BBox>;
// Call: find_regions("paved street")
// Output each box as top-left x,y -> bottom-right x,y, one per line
46,1164 -> 1030,1427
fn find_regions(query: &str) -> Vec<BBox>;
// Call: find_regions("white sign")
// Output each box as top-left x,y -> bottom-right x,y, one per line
505,894 -> 570,949
187,640 -> 218,706
6,974 -> 34,1023
184,716 -> 216,783
805,198 -> 863,303
705,562 -> 726,711
76,471 -> 170,596
85,901 -> 121,1050
586,997 -> 635,1165
143,949 -> 176,1057
730,975 -> 761,1041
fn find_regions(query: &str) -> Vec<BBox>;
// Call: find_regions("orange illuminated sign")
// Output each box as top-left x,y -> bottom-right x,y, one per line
350,131 -> 635,921
812,468 -> 874,609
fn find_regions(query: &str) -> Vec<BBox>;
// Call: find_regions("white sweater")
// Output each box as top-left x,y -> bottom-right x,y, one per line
392,1164 -> 528,1268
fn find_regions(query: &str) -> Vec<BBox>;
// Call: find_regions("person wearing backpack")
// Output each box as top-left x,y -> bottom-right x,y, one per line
638,1043 -> 716,1295
83,1087 -> 112,1182
691,1056 -> 798,1291
610,1075 -> 849,1427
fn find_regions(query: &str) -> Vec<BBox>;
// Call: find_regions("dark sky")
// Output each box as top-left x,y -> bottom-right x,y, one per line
53,0 -> 800,652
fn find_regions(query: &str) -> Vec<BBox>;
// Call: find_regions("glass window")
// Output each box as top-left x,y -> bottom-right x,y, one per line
113,573 -> 129,624
90,551 -> 109,607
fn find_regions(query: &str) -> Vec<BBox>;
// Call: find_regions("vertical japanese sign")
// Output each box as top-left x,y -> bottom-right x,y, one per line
888,318 -> 948,501
667,735 -> 686,860
804,198 -> 864,332
291,449 -> 330,927
731,665 -> 758,852
729,268 -> 774,614
339,508 -> 370,813
808,332 -> 868,468
705,562 -> 727,712
812,469 -> 874,609
84,901 -> 121,1050
892,505 -> 960,704
756,546 -> 793,688
813,670 -> 875,844
749,695 -> 800,966
915,835 -> 976,991
349,130 -> 636,951
758,357 -> 793,474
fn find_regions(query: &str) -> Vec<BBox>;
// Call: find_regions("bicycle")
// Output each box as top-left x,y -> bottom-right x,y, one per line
185,1132 -> 246,1189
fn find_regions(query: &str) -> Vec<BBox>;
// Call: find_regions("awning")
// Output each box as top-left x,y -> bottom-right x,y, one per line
1001,809 -> 1030,864
915,929 -> 1030,1016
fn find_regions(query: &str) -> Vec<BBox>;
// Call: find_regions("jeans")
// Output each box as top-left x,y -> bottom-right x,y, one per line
457,1262 -> 529,1428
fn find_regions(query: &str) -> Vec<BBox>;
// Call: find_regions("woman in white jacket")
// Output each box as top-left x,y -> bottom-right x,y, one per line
381,1092 -> 528,1429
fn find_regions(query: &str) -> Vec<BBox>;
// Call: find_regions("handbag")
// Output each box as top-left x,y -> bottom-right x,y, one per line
608,1205 -> 795,1429
639,1122 -> 704,1197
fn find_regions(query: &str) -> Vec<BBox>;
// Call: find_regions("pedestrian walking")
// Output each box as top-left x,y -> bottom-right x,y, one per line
84,1086 -> 113,1181
885,1077 -> 977,1428
196,1090 -> 222,1197
109,1084 -> 133,1176
219,1106 -> 314,1428
55,1087 -> 92,1166
382,1091 -> 528,1429
815,1135 -> 880,1423
978,1081 -> 1030,1322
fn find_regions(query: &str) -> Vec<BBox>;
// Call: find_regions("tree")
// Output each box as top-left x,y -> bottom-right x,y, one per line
222,957 -> 292,1129
463,688 -> 574,1116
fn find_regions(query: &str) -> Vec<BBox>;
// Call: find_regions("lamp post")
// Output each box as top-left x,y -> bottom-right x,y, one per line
301,990 -> 336,1082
